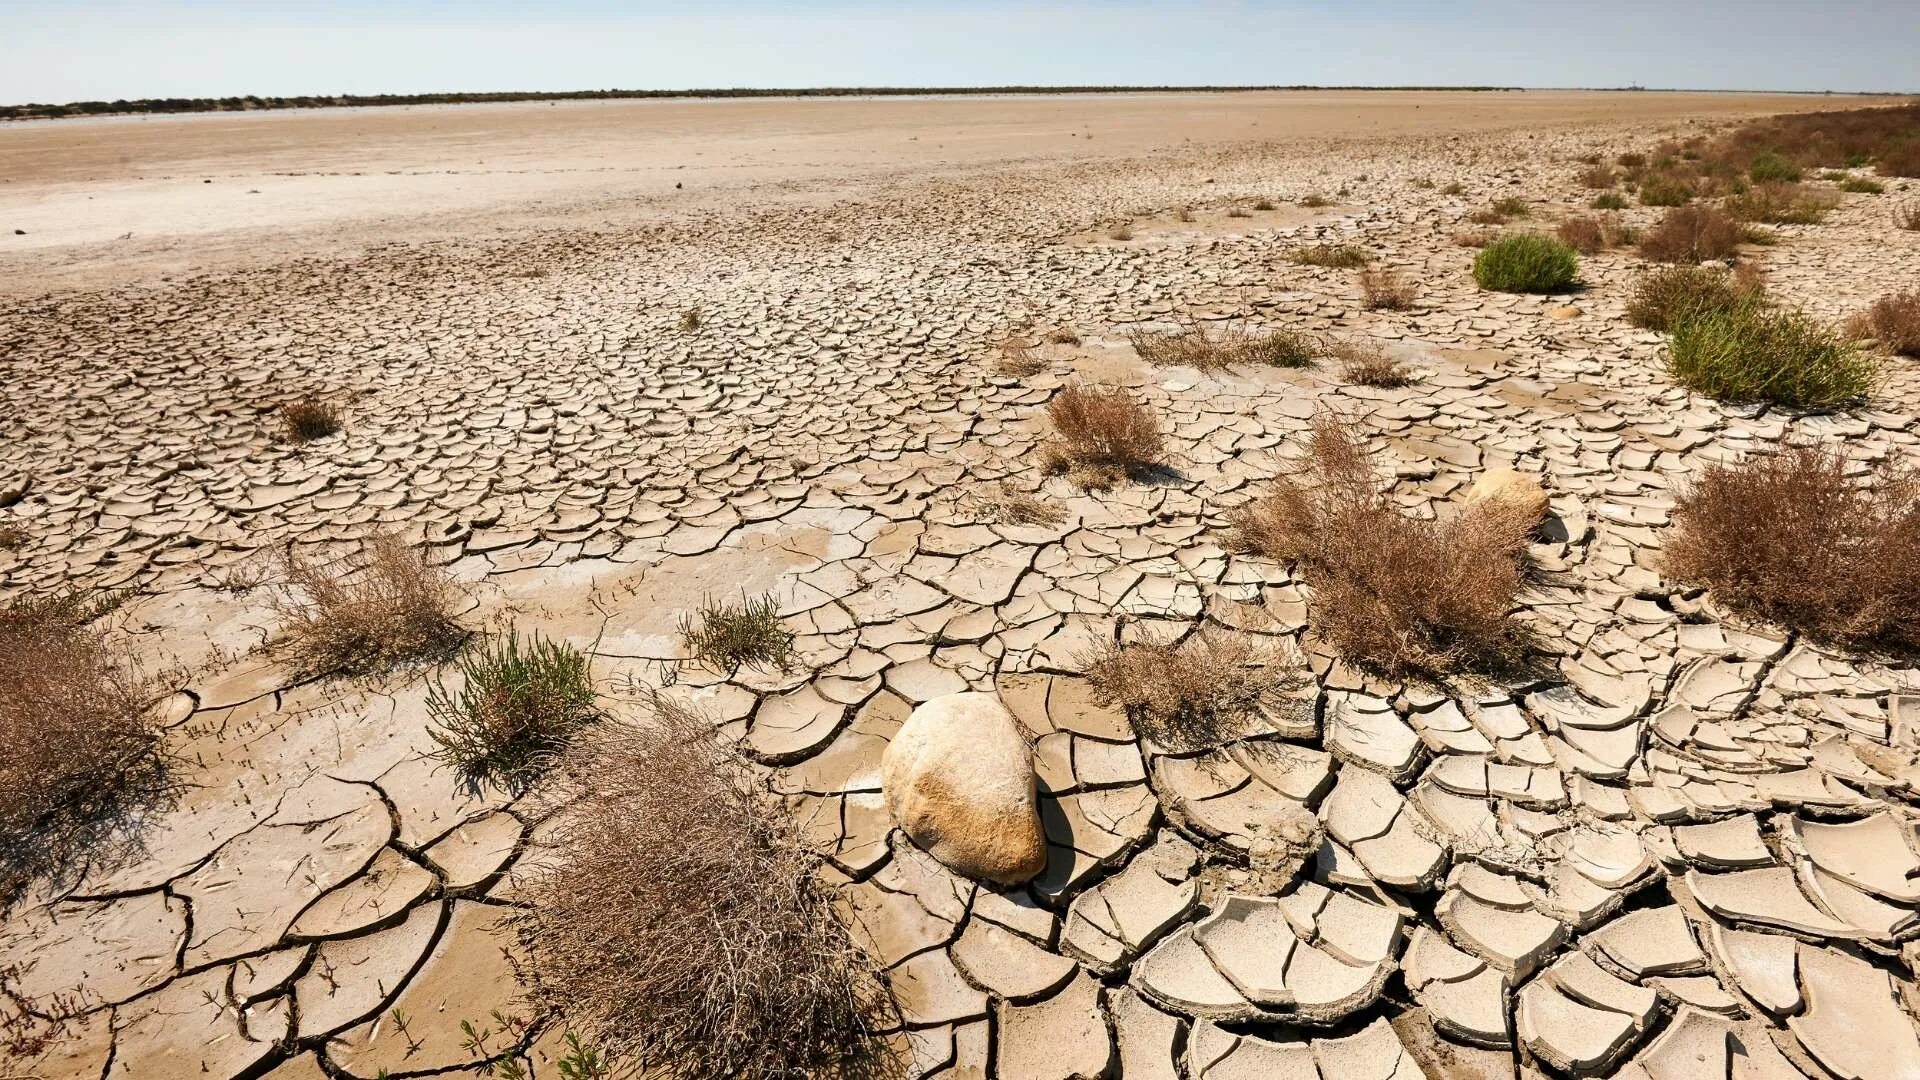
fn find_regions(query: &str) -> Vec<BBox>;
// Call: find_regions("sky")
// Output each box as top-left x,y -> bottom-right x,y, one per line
3,1 -> 1916,104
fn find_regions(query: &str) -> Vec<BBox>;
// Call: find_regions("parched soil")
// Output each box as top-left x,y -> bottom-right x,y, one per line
2,91 -> 1919,1080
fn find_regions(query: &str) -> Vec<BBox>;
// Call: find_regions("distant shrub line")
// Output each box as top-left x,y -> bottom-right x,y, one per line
0,84 -> 1531,121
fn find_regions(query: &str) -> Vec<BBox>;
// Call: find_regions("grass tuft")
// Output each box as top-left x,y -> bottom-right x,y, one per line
275,533 -> 464,674
1358,267 -> 1415,310
1472,234 -> 1578,293
427,628 -> 598,788
1129,318 -> 1320,370
1637,173 -> 1694,207
281,396 -> 340,443
1085,632 -> 1308,752
1748,152 -> 1802,183
1725,182 -> 1840,225
1667,445 -> 1919,655
1554,214 -> 1635,254
1232,416 -> 1536,677
1289,243 -> 1371,268
1665,301 -> 1875,407
679,594 -> 795,674
1334,341 -> 1413,387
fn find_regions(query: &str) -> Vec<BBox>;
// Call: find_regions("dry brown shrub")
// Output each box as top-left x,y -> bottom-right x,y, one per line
0,590 -> 162,905
0,524 -> 24,549
515,693 -> 894,1080
1554,214 -> 1634,255
274,532 -> 464,674
1332,341 -> 1413,387
280,396 -> 340,443
1452,229 -> 1496,248
993,339 -> 1047,377
1044,327 -> 1082,345
1041,383 -> 1163,489
1232,417 -> 1535,677
1857,290 -> 1920,356
1637,204 -> 1743,263
975,483 -> 1066,527
1130,318 -> 1319,370
1084,631 -> 1308,751
1624,263 -> 1765,332
1576,164 -> 1617,189
1359,267 -> 1415,310
1667,446 -> 1919,654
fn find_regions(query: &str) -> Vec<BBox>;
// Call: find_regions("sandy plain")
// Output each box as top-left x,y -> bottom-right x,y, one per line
0,89 -> 1869,292
3,89 -> 1920,1080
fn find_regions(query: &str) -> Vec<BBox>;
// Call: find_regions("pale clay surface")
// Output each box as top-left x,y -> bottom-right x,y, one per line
2,90 -> 1919,1079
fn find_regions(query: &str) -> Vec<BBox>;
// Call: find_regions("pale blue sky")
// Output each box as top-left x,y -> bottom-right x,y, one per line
3,1 -> 1915,103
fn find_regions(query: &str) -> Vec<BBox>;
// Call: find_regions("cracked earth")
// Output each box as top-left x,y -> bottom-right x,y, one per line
2,94 -> 1919,1079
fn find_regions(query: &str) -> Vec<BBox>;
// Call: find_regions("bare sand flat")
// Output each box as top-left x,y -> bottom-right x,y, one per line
3,90 -> 1919,1080
0,90 -> 1876,292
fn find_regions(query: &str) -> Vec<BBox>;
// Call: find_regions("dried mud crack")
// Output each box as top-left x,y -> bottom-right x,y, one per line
3,100 -> 1920,1080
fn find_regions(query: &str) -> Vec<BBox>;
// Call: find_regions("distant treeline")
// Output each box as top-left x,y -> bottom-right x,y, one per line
0,85 -> 1532,121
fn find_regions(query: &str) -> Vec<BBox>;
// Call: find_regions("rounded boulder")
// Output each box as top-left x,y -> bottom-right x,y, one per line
881,692 -> 1047,884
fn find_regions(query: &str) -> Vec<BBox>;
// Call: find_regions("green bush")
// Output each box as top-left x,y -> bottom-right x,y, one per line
1472,234 -> 1578,293
1591,192 -> 1629,210
427,628 -> 598,785
1638,174 -> 1694,207
1839,176 -> 1885,194
1749,152 -> 1802,183
1666,303 -> 1876,407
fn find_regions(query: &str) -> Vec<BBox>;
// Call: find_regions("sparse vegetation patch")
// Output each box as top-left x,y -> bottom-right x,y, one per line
1041,382 -> 1164,489
427,628 -> 599,788
1667,446 -> 1918,654
516,693 -> 893,1080
1231,417 -> 1535,677
679,594 -> 795,674
1472,234 -> 1577,293
1666,302 -> 1875,407
1,588 -> 161,905
275,532 -> 464,674
1085,632 -> 1307,751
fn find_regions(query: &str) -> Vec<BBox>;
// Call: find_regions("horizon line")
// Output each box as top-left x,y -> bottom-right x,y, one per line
6,84 -> 1914,122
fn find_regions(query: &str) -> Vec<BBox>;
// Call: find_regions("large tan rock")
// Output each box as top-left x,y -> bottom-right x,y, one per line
882,692 -> 1047,884
1463,467 -> 1548,521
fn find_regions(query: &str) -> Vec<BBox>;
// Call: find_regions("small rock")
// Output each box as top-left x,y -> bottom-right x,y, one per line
1463,466 -> 1549,520
883,692 -> 1047,884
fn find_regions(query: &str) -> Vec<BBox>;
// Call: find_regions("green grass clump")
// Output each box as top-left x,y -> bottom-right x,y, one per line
1839,176 -> 1885,194
1472,234 -> 1578,293
1591,192 -> 1629,210
680,593 -> 796,673
1638,174 -> 1694,206
1749,153 -> 1802,183
1667,302 -> 1876,407
1289,243 -> 1370,268
427,628 -> 598,786
1725,182 -> 1840,225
